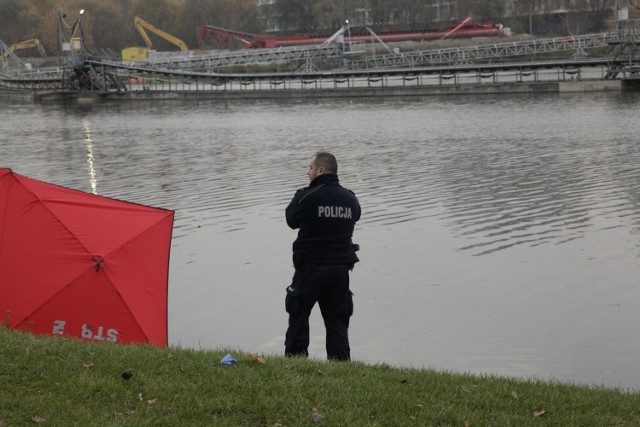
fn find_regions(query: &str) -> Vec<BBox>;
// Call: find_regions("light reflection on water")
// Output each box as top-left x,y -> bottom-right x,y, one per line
1,93 -> 640,390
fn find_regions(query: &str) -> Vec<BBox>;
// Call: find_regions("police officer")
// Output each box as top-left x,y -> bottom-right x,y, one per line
284,152 -> 361,361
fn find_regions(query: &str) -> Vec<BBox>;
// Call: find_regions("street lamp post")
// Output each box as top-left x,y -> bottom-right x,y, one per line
345,19 -> 351,52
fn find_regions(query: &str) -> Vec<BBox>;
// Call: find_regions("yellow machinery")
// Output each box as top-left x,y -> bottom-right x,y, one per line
122,17 -> 188,61
1,39 -> 46,58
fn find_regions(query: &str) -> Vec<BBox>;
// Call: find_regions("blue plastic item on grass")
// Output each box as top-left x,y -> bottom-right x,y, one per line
220,353 -> 237,366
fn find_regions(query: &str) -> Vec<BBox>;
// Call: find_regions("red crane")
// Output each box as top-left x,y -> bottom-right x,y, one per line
198,19 -> 504,50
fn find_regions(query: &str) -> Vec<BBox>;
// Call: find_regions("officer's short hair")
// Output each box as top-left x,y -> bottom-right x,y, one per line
315,152 -> 338,174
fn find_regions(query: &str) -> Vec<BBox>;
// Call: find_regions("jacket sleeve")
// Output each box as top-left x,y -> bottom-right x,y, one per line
285,191 -> 302,229
350,191 -> 361,223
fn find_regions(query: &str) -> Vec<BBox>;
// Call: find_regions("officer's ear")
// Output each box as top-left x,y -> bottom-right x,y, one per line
318,166 -> 326,175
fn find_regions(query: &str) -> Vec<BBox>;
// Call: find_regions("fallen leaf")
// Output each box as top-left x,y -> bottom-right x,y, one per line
511,391 -> 519,399
461,385 -> 476,393
251,354 -> 266,364
146,398 -> 158,405
31,416 -> 46,423
464,421 -> 470,427
311,408 -> 324,422
533,409 -> 546,417
83,362 -> 95,368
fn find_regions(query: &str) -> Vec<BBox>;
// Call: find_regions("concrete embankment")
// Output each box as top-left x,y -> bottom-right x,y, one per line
104,79 -> 625,100
4,79 -> 630,103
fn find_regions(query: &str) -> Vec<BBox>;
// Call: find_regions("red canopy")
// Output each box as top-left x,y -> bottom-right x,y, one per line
0,168 -> 174,346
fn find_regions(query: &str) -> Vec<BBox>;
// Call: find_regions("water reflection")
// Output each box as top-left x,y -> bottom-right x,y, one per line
82,118 -> 98,195
2,94 -> 640,389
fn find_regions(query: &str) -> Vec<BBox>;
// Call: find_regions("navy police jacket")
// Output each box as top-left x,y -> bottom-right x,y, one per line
286,173 -> 360,265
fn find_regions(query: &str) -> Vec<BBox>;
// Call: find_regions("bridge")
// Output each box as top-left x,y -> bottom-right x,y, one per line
2,21 -> 640,100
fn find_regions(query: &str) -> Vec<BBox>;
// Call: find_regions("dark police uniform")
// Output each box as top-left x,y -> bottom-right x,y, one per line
284,173 -> 360,360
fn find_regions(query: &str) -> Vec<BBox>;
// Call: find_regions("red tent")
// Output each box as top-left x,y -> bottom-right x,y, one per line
0,168 -> 174,346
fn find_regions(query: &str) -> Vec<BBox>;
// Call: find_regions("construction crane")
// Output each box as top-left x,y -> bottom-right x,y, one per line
123,17 -> 188,61
1,38 -> 46,59
134,17 -> 188,51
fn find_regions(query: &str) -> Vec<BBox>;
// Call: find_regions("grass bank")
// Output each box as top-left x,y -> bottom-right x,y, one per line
1,327 -> 639,426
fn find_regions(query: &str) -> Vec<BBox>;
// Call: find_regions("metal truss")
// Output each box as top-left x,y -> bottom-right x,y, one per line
124,23 -> 640,73
347,32 -> 624,69
139,43 -> 359,71
4,21 -> 640,93
126,32 -> 615,74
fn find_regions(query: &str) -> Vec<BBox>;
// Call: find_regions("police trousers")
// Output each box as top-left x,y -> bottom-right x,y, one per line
284,263 -> 354,361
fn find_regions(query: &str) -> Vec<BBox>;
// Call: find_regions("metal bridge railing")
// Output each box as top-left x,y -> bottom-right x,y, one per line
138,42 -> 366,71
117,21 -> 640,72
348,32 -> 625,69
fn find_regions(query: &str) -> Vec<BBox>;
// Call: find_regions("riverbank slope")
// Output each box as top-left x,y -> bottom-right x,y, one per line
1,327 -> 638,426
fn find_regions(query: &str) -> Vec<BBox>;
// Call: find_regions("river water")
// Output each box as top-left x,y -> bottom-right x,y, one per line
2,92 -> 640,390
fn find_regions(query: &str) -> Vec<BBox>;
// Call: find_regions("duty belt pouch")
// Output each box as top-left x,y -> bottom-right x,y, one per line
292,252 -> 305,269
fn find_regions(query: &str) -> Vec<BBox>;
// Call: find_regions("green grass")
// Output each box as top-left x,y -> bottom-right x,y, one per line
1,327 -> 639,426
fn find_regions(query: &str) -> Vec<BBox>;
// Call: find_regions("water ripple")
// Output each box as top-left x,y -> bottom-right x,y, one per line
2,96 -> 640,258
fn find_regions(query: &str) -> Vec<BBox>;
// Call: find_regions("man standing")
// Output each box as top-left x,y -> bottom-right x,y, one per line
284,152 -> 361,361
